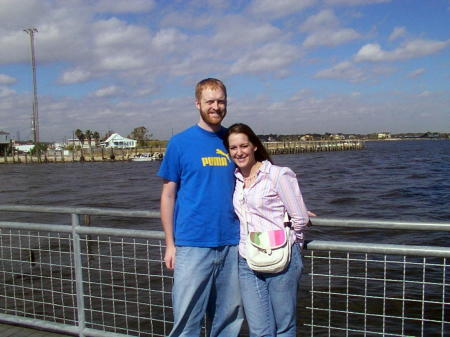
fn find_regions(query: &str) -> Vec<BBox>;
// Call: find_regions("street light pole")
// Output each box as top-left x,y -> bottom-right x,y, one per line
24,28 -> 39,145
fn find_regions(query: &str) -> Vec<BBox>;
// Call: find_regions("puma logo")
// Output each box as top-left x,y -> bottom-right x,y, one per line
216,149 -> 230,162
201,149 -> 231,167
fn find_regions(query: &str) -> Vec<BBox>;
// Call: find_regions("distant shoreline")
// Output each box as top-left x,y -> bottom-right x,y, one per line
1,138 -> 447,165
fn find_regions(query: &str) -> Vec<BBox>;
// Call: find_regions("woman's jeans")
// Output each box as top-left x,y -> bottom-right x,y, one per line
239,243 -> 303,337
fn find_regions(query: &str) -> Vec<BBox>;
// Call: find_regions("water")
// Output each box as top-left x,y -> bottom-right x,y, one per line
1,140 -> 448,242
1,139 -> 449,336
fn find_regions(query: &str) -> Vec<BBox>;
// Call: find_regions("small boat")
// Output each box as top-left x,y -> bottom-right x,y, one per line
131,152 -> 163,161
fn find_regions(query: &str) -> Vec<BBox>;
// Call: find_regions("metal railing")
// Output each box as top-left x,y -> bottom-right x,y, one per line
0,205 -> 448,337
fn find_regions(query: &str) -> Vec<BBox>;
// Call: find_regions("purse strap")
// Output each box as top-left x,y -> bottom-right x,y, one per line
240,187 -> 251,235
240,183 -> 290,236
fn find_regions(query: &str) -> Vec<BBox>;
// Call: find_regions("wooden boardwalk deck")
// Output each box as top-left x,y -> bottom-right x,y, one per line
0,323 -> 72,337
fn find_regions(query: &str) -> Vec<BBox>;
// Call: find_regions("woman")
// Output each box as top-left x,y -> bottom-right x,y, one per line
224,123 -> 310,337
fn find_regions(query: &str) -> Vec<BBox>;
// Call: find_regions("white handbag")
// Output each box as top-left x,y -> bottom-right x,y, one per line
245,225 -> 291,273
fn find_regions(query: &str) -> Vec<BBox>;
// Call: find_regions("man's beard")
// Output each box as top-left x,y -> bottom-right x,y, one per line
199,107 -> 226,126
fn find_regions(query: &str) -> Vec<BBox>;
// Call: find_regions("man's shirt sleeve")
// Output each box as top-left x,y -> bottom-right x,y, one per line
157,139 -> 181,183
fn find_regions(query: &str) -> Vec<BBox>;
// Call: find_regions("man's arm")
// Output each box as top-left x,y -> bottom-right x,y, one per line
160,179 -> 178,270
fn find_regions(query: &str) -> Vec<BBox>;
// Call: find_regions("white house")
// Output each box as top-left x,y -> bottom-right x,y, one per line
378,132 -> 391,139
101,133 -> 137,148
14,144 -> 35,153
330,134 -> 346,140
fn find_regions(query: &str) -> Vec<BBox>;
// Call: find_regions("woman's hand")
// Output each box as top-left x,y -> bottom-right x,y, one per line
307,211 -> 317,217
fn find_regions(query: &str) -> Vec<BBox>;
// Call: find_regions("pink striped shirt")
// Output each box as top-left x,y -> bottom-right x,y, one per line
233,160 -> 310,258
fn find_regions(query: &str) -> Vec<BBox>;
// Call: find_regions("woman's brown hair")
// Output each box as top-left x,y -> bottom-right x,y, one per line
224,123 -> 273,163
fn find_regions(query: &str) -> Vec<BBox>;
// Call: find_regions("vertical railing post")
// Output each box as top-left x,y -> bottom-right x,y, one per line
72,213 -> 86,337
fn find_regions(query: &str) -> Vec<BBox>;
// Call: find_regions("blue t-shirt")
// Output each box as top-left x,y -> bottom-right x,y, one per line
157,125 -> 239,247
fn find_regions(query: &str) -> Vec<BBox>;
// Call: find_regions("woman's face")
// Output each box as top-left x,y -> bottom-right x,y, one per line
227,132 -> 257,172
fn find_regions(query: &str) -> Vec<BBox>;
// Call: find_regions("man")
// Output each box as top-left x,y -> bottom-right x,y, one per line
157,78 -> 243,337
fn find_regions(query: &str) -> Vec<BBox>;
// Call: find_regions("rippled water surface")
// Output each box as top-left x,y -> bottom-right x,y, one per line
1,140 -> 449,244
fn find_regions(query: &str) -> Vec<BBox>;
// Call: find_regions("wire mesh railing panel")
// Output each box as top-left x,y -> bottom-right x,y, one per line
81,235 -> 173,337
0,229 -> 77,325
1,207 -> 449,337
304,251 -> 449,337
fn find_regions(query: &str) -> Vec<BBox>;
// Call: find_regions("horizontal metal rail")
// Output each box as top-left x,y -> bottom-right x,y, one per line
1,204 -> 449,231
311,217 -> 450,232
305,240 -> 450,257
0,313 -> 129,337
0,204 -> 158,218
0,221 -> 166,240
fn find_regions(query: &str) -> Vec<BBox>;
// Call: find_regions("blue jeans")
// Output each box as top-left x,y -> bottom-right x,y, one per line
170,245 -> 243,337
239,243 -> 303,337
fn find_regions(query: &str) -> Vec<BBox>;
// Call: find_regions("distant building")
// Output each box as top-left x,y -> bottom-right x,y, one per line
101,133 -> 137,148
0,130 -> 11,155
52,142 -> 65,151
421,132 -> 440,139
14,144 -> 35,153
377,133 -> 391,139
0,131 -> 10,143
330,134 -> 346,140
66,138 -> 97,149
300,134 -> 314,141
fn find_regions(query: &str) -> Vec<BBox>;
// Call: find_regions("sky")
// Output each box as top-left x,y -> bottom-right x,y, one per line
0,0 -> 449,142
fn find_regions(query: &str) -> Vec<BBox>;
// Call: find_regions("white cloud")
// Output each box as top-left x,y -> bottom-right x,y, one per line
203,0 -> 229,9
60,69 -> 91,84
152,28 -> 188,53
0,86 -> 16,97
0,74 -> 16,85
93,0 -> 156,13
93,18 -> 153,71
99,53 -> 148,71
1,5 -> 93,64
303,28 -> 360,48
300,9 -> 340,32
94,18 -> 150,48
418,90 -> 431,97
408,68 -> 425,78
248,0 -> 315,19
92,86 -> 121,97
354,39 -> 450,62
160,11 -> 214,30
389,26 -> 406,41
354,43 -> 384,61
0,31 -> 32,64
301,9 -> 361,48
213,16 -> 282,48
230,42 -> 299,74
315,61 -> 367,82
0,0 -> 49,29
325,0 -> 391,5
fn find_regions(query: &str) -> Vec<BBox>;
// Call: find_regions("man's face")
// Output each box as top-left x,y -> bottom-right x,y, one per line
196,87 -> 227,127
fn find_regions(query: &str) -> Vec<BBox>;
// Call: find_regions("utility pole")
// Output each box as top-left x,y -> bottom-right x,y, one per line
24,28 -> 39,145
